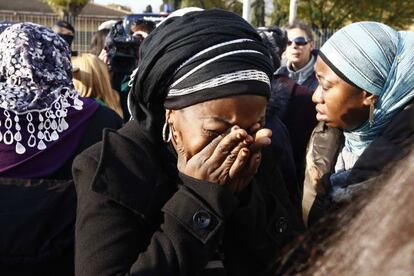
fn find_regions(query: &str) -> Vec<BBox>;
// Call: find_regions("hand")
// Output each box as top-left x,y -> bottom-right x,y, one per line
132,31 -> 149,44
132,31 -> 149,39
177,126 -> 272,193
98,48 -> 109,65
227,124 -> 272,193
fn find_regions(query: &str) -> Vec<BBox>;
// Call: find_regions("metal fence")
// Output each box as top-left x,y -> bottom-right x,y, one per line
313,28 -> 337,49
0,11 -> 337,52
0,11 -> 122,53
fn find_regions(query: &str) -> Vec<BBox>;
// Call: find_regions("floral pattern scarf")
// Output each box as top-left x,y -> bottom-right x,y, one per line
0,23 -> 98,178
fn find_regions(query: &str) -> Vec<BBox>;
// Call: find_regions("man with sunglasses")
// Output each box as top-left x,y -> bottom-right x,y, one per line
258,26 -> 317,191
276,22 -> 319,91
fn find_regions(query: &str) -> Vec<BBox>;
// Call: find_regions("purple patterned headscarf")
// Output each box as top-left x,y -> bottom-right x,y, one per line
0,23 -> 98,178
0,21 -> 13,34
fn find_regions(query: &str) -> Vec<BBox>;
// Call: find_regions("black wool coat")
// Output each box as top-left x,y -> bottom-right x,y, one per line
0,178 -> 76,276
73,121 -> 304,276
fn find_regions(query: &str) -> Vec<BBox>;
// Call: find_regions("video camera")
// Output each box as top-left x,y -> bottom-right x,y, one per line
104,14 -> 168,74
104,20 -> 140,74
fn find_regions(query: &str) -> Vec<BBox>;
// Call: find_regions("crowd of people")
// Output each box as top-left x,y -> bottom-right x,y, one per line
0,6 -> 412,276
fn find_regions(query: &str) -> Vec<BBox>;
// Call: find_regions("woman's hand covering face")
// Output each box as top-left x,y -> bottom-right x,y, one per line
176,124 -> 271,194
168,95 -> 269,193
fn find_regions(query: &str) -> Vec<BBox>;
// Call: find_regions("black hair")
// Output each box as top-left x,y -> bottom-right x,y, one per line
257,26 -> 287,70
89,29 -> 110,56
54,20 -> 75,34
130,20 -> 156,34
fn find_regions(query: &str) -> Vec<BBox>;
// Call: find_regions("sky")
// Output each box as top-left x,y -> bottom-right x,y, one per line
93,0 -> 164,13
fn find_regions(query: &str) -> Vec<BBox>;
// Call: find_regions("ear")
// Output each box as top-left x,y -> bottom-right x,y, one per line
309,41 -> 315,51
362,92 -> 378,107
165,109 -> 173,123
165,109 -> 180,144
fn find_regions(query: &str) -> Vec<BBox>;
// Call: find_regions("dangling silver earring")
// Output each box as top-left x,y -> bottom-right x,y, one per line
162,122 -> 172,143
369,101 -> 375,127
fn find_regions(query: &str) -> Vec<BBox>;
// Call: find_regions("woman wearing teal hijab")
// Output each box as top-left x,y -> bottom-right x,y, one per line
302,22 -> 414,226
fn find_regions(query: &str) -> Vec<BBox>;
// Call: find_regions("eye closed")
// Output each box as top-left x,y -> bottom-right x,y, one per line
201,128 -> 223,138
321,85 -> 329,91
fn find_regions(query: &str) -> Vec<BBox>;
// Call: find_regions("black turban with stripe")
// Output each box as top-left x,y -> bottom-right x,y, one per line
129,9 -> 273,138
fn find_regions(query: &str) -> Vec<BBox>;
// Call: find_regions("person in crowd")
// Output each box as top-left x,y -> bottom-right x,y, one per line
274,145 -> 414,276
90,20 -> 117,56
90,29 -> 110,56
130,18 -> 156,42
0,23 -> 122,179
53,20 -> 77,56
302,22 -> 414,227
276,22 -> 318,91
258,26 -> 317,194
257,26 -> 287,71
0,23 -> 121,275
74,8 -> 304,276
99,19 -> 156,122
72,53 -> 124,118
98,19 -> 117,32
256,26 -> 298,203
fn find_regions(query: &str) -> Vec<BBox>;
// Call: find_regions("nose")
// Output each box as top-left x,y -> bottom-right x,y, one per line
312,85 -> 324,104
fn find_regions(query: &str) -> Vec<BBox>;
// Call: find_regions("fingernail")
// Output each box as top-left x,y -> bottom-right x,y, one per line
241,148 -> 248,156
232,125 -> 240,131
236,133 -> 242,139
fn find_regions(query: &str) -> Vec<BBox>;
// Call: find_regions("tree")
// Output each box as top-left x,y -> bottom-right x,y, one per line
225,0 -> 243,15
42,0 -> 89,23
180,0 -> 242,15
107,4 -> 131,12
145,5 -> 153,13
271,0 -> 414,30
351,0 -> 414,29
298,0 -> 363,29
271,0 -> 290,26
181,0 -> 226,9
251,0 -> 266,26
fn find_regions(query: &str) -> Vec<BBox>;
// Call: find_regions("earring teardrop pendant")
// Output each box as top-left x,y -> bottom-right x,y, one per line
369,102 -> 375,127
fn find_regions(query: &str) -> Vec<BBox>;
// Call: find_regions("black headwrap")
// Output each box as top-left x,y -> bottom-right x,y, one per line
129,9 -> 273,138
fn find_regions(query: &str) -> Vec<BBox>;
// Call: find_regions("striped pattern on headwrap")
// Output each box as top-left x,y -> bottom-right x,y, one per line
168,69 -> 270,97
129,9 -> 273,137
320,22 -> 414,156
166,38 -> 271,100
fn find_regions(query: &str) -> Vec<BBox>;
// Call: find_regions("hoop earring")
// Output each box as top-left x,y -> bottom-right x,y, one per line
162,122 -> 172,143
369,102 -> 375,127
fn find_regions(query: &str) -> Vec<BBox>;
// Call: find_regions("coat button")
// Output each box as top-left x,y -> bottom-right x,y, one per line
193,210 -> 211,229
276,217 -> 288,233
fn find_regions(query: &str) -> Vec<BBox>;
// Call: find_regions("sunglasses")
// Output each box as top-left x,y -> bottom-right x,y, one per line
287,37 -> 310,46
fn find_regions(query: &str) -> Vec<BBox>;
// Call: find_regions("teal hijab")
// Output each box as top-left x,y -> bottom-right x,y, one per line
320,22 -> 414,156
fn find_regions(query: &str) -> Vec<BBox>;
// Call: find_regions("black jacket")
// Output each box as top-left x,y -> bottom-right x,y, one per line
73,121 -> 303,276
0,178 -> 76,276
267,75 -> 317,193
0,106 -> 122,275
50,105 -> 123,179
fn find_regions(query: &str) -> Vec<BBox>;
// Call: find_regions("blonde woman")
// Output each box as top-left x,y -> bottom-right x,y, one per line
72,53 -> 123,118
